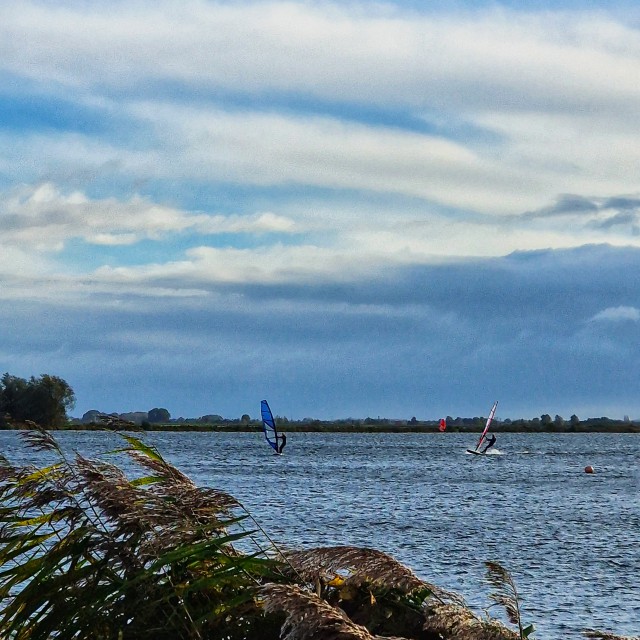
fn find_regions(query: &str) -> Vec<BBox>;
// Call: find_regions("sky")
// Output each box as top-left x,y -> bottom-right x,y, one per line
1,0 -> 640,422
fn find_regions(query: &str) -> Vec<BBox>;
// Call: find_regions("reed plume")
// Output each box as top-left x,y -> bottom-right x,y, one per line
485,561 -> 535,639
284,545 -> 462,605
423,601 -> 521,640
261,582 -> 409,640
0,426 -> 281,639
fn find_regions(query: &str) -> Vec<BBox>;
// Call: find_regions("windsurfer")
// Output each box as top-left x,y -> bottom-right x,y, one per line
481,433 -> 496,454
278,432 -> 287,454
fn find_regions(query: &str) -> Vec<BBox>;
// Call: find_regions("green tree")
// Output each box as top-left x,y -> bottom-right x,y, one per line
1,373 -> 74,427
0,373 -> 29,421
148,407 -> 171,423
24,375 -> 76,427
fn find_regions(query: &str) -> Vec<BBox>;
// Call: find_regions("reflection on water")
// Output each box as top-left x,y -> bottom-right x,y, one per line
1,430 -> 638,639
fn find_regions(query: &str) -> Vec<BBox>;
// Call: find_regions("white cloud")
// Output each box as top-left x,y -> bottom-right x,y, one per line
127,101 -> 528,212
9,96 -> 635,223
1,2 -> 640,229
196,212 -> 296,235
590,306 -> 640,322
2,2 -> 639,113
4,180 -> 640,299
475,111 -> 640,199
93,242 -> 386,287
0,183 -> 297,252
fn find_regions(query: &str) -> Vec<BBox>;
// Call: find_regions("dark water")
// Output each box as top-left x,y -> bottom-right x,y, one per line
2,430 -> 638,639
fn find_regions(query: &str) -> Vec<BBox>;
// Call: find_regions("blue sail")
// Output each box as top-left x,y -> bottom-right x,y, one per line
261,400 -> 279,452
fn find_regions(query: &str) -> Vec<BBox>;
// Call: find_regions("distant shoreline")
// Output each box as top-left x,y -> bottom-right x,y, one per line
6,422 -> 638,434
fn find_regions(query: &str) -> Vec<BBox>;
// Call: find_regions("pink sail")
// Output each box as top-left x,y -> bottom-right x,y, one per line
475,401 -> 498,451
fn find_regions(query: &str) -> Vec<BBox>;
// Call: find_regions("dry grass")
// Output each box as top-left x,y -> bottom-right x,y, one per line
261,582 -> 409,640
423,602 -> 520,640
284,545 -> 463,605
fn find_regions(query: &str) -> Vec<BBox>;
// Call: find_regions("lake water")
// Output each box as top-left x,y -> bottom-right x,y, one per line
2,430 -> 638,639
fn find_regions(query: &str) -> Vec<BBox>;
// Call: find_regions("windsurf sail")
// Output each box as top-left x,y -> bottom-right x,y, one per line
474,400 -> 498,451
260,400 -> 279,453
439,418 -> 446,432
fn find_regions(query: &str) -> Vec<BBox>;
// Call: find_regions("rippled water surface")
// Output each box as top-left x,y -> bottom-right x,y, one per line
2,430 -> 638,639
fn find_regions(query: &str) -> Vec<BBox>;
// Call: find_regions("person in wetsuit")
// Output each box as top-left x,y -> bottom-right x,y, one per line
277,432 -> 287,454
481,433 -> 496,454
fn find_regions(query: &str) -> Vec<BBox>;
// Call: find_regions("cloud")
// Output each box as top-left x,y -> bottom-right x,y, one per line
2,2 -> 639,113
1,3 -> 640,218
0,183 -> 297,252
1,244 -> 639,420
515,192 -> 640,244
4,180 -> 640,301
590,305 -> 640,322
526,194 -> 640,220
524,194 -> 601,217
136,101 -> 539,214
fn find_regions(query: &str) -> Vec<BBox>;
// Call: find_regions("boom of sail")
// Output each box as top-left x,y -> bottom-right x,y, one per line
260,400 -> 279,453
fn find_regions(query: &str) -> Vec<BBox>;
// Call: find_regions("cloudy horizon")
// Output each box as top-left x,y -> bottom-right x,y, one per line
2,0 -> 640,421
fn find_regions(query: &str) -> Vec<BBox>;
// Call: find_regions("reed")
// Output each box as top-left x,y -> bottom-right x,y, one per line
0,424 -> 635,640
485,561 -> 535,639
0,425 -> 281,639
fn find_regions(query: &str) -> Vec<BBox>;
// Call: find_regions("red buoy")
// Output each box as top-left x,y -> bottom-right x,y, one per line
584,465 -> 594,474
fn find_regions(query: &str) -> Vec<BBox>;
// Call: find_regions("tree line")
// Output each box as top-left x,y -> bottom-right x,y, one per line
1,371 -> 638,432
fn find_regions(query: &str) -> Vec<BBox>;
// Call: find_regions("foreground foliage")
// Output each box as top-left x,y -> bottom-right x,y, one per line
0,426 -> 635,640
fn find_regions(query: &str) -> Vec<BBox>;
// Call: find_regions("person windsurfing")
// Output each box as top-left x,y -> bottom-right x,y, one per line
277,432 -> 287,454
481,433 -> 496,454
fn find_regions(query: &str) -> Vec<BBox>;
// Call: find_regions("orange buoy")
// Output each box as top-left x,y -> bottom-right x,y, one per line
584,465 -> 594,474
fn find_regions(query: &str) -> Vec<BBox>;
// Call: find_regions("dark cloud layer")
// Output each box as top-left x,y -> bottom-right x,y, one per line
1,244 -> 639,421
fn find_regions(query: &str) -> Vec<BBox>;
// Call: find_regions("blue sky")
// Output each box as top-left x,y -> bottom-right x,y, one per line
1,0 -> 640,421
